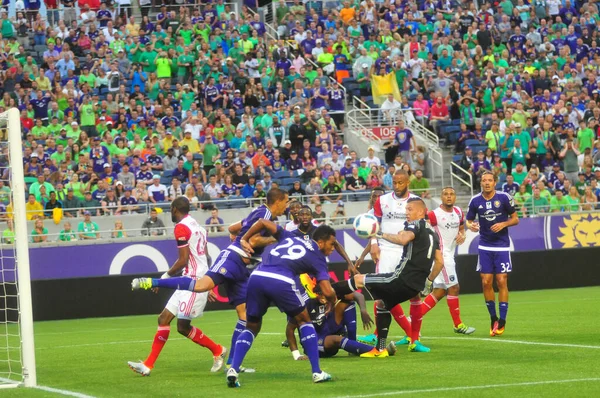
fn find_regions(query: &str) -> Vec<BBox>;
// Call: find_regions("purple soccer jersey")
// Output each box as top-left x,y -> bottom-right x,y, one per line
467,191 -> 516,274
246,229 -> 330,320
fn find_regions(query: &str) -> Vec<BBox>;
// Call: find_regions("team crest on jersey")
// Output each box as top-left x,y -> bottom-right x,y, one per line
494,200 -> 501,208
486,202 -> 492,209
397,132 -> 406,141
219,267 -> 227,275
450,275 -> 455,282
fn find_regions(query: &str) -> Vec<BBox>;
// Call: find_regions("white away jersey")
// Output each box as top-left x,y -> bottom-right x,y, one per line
428,206 -> 464,258
174,215 -> 209,279
373,191 -> 420,249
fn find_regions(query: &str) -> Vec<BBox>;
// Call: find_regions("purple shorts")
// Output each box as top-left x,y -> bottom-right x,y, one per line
205,249 -> 251,307
476,250 -> 512,274
245,270 -> 306,322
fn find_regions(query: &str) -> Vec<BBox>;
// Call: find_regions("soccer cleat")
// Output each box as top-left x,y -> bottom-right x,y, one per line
408,341 -> 431,353
357,333 -> 377,345
360,347 -> 389,358
312,371 -> 333,383
396,336 -> 412,345
490,320 -> 499,337
386,341 -> 397,356
211,346 -> 227,373
127,360 -> 151,376
131,278 -> 153,291
281,340 -> 289,348
454,323 -> 476,335
496,320 -> 506,336
226,368 -> 240,388
226,364 -> 255,373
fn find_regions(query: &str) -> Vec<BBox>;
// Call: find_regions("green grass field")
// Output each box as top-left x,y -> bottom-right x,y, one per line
2,286 -> 600,397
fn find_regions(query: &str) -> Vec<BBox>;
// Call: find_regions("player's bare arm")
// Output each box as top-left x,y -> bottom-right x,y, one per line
285,321 -> 308,360
248,234 -> 277,249
466,219 -> 480,232
429,249 -> 444,282
354,241 -> 371,271
352,292 -> 374,329
377,230 -> 416,246
228,221 -> 242,241
164,244 -> 190,278
239,219 -> 280,254
334,240 -> 357,275
319,279 -> 337,308
456,222 -> 466,245
490,212 -> 519,233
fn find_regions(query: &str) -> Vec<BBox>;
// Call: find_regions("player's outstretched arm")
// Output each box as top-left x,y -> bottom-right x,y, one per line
249,234 -> 277,250
239,219 -> 280,254
334,240 -> 357,275
285,321 -> 308,360
352,292 -> 374,329
377,230 -> 416,246
228,221 -> 242,240
318,279 -> 337,307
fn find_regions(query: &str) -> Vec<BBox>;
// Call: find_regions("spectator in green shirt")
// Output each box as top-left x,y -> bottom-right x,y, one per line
531,187 -> 550,215
31,219 -> 48,243
59,222 -> 77,242
409,169 -> 431,198
550,190 -> 571,213
2,219 -> 14,244
201,135 -> 220,173
78,211 -> 100,240
29,175 -> 56,202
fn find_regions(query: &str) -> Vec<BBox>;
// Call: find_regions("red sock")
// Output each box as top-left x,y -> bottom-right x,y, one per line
390,305 -> 412,336
447,295 -> 462,327
410,299 -> 423,343
187,326 -> 221,356
373,303 -> 379,336
144,325 -> 170,368
421,294 -> 438,316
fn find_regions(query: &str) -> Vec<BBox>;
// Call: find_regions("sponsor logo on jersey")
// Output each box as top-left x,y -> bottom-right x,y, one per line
486,202 -> 492,209
483,209 -> 498,221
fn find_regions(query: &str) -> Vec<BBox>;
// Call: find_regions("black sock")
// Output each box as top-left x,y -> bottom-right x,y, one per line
498,318 -> 506,328
375,307 -> 391,351
332,279 -> 357,297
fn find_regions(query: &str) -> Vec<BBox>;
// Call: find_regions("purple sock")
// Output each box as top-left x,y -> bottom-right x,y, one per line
152,277 -> 196,291
227,320 -> 246,365
299,323 -> 321,374
340,337 -> 373,355
499,302 -> 508,321
343,303 -> 357,340
485,300 -> 497,319
231,330 -> 254,372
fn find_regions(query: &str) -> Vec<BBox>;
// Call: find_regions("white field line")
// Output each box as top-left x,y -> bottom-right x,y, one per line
0,377 -> 96,398
333,378 -> 600,398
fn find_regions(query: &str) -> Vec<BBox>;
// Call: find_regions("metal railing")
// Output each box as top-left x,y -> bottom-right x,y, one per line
450,162 -> 474,197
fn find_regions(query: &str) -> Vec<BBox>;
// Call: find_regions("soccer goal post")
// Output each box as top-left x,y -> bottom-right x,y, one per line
0,107 -> 37,388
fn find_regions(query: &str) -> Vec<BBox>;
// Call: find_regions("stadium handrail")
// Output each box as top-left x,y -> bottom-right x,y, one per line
450,162 -> 474,198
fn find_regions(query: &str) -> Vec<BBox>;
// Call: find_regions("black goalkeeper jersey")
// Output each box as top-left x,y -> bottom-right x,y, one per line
397,219 -> 440,292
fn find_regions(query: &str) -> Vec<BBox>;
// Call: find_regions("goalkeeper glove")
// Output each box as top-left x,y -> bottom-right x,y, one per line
420,278 -> 433,298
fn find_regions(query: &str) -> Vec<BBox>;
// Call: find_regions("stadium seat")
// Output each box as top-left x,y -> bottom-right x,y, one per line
452,155 -> 463,163
451,119 -> 462,125
273,170 -> 289,179
465,139 -> 482,148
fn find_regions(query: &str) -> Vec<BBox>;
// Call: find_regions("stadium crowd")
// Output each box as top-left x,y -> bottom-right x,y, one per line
0,0 -> 599,243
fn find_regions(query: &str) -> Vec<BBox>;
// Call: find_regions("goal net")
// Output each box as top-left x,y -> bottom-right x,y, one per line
0,108 -> 36,388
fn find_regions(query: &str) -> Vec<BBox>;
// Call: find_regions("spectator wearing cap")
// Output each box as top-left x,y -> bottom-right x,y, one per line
136,161 -> 154,186
280,140 -> 294,160
473,150 -> 492,188
288,180 -> 306,201
286,150 -> 303,175
240,175 -> 258,199
117,163 -> 135,188
141,209 -> 166,236
147,175 -> 168,203
362,146 -> 381,168
100,163 -> 118,186
331,200 -> 347,225
101,187 -> 121,215
90,136 -> 110,173
120,187 -> 140,214
78,211 -> 100,240
508,137 -> 530,173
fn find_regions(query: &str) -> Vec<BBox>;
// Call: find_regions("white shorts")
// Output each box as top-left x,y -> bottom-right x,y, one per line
433,258 -> 458,290
376,246 -> 404,274
165,290 -> 208,320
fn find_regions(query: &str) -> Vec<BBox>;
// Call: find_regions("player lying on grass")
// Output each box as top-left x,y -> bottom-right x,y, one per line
132,188 -> 290,371
420,187 -> 475,335
226,220 -> 340,387
286,282 -> 395,359
128,197 -> 226,376
332,197 -> 444,356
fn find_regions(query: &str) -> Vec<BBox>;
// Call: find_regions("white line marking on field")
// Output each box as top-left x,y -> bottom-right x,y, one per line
333,378 -> 600,398
0,377 -> 96,398
422,336 -> 600,350
34,385 -> 97,398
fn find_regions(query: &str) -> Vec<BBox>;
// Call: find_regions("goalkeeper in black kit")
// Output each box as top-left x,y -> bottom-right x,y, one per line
334,197 -> 444,356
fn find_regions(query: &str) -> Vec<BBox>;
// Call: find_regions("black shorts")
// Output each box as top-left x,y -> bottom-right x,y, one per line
364,272 -> 419,309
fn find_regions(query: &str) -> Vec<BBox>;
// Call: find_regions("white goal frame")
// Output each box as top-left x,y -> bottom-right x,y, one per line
0,107 -> 37,388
